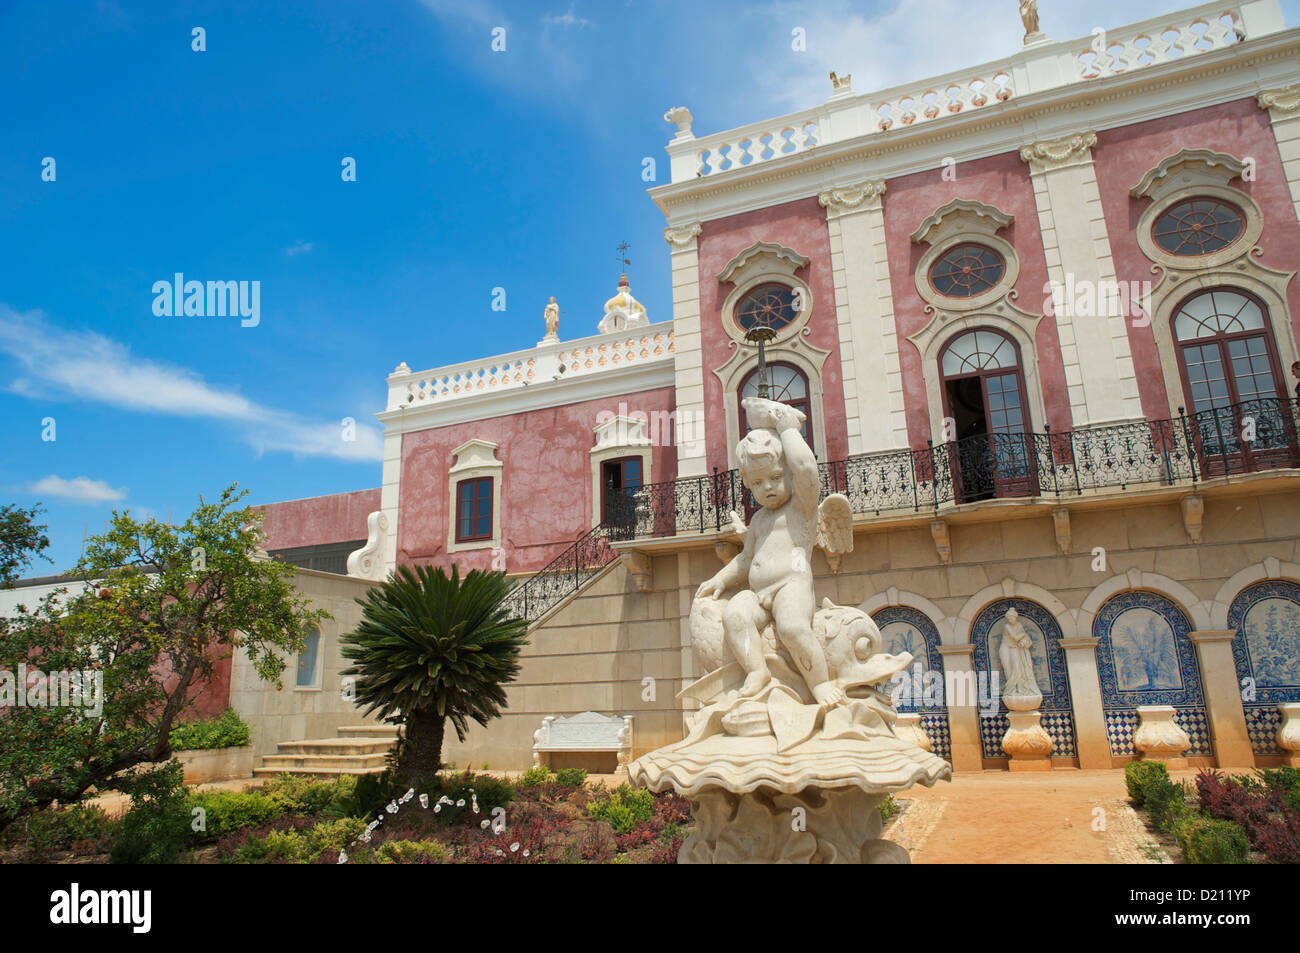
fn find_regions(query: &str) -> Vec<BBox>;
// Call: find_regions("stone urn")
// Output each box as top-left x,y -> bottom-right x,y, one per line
1134,705 -> 1192,769
1002,709 -> 1053,770
893,712 -> 932,752
1276,702 -> 1300,767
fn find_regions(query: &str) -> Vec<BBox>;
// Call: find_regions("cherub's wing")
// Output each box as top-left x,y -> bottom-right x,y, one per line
815,494 -> 854,572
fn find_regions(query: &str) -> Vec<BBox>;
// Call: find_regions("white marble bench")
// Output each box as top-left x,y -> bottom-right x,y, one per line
532,711 -> 633,772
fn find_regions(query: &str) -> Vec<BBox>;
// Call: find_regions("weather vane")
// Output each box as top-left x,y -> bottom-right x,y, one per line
616,240 -> 631,274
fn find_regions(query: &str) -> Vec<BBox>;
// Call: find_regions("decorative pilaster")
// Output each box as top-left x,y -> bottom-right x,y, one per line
1057,637 -> 1112,769
1257,86 -> 1300,232
1188,630 -> 1255,768
818,179 -> 908,454
664,223 -> 707,477
1020,130 -> 1142,428
936,644 -> 982,772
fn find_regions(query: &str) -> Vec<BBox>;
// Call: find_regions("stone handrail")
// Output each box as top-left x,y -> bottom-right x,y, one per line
386,322 -> 675,411
666,1 -> 1284,183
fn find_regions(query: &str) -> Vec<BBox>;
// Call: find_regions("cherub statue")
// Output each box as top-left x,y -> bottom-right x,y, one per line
694,397 -> 854,706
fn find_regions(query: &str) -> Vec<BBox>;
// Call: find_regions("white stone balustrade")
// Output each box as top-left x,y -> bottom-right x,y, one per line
386,322 -> 675,412
666,1 -> 1286,183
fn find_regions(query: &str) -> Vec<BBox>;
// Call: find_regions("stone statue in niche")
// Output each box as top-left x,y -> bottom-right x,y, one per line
998,607 -> 1042,708
630,396 -> 950,863
542,296 -> 560,341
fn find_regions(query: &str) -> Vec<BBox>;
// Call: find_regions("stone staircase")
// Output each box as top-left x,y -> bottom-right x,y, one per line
253,724 -> 399,778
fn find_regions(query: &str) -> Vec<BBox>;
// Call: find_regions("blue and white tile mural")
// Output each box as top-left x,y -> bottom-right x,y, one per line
872,605 -> 952,762
971,599 -> 1077,759
1228,580 -> 1300,754
1093,590 -> 1210,756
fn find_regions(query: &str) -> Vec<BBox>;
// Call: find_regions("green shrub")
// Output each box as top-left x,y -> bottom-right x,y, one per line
189,790 -> 282,840
554,768 -> 587,788
233,816 -> 369,864
110,761 -> 193,864
21,803 -> 118,854
520,765 -> 553,787
326,769 -> 408,820
168,708 -> 251,752
1177,815 -> 1250,864
1125,760 -> 1170,805
236,828 -> 306,863
587,784 -> 653,834
878,794 -> 899,821
304,817 -> 366,859
376,839 -> 445,864
1144,777 -> 1192,833
261,774 -> 352,816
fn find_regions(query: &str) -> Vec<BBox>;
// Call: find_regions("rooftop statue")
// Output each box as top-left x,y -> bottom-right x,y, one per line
542,296 -> 560,342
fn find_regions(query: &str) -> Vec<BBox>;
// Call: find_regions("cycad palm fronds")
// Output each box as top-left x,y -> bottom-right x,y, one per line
340,564 -> 528,775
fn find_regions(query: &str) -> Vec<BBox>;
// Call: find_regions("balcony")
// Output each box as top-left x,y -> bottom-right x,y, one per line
605,399 -> 1300,539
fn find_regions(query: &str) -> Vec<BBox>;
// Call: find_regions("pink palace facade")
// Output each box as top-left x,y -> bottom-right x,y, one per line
250,1 -> 1300,774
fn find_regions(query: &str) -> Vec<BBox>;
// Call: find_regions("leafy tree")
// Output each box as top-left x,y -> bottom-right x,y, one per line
340,565 -> 528,781
0,484 -> 327,834
0,503 -> 51,586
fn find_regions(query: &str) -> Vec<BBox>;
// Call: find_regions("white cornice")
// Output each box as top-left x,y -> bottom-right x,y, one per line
376,359 -> 675,435
649,31 -> 1300,226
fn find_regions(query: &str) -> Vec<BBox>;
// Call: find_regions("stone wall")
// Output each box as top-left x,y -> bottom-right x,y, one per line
230,568 -> 383,762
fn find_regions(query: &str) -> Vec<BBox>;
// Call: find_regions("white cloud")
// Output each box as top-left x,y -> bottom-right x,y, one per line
544,8 -> 591,29
0,305 -> 382,463
27,475 -> 127,504
286,240 -> 314,256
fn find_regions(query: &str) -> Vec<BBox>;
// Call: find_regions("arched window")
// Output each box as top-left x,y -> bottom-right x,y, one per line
1172,288 -> 1296,473
938,329 -> 1034,500
740,361 -> 813,452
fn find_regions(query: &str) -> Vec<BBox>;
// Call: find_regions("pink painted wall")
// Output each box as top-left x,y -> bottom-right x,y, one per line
881,151 -> 1072,449
697,197 -> 849,471
1094,97 -> 1300,419
256,488 -> 381,552
397,386 -> 678,574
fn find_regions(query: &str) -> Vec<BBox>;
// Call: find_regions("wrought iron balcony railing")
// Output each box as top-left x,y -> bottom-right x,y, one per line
604,399 -> 1300,540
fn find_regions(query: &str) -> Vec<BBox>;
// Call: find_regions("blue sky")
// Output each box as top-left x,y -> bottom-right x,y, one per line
3,0 -> 1298,572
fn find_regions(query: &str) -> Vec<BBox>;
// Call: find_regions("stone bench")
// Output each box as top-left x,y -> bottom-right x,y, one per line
533,712 -> 633,772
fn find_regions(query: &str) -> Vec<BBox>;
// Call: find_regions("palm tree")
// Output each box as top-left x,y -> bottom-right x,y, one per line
340,564 -> 528,781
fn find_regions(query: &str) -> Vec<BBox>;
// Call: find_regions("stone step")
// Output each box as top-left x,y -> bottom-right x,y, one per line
252,764 -> 388,779
337,724 -> 400,739
275,738 -> 393,756
260,753 -> 389,770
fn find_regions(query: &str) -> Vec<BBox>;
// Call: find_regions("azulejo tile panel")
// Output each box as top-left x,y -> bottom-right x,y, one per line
873,605 -> 954,763
1229,582 -> 1300,734
1093,590 -> 1212,757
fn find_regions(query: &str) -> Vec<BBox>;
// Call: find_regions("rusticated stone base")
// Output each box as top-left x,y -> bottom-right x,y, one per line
678,786 -> 909,864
